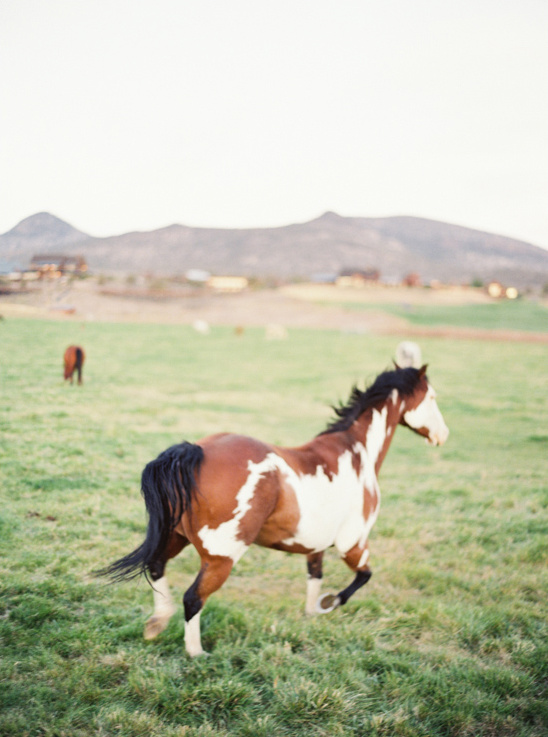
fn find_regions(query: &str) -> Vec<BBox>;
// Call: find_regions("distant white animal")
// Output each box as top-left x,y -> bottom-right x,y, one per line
396,341 -> 422,368
265,324 -> 288,340
192,320 -> 210,335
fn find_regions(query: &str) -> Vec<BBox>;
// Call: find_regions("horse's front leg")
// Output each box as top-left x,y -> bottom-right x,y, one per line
317,543 -> 372,613
305,552 -> 324,615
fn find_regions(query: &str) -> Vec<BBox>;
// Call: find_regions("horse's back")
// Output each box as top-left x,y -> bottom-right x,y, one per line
196,433 -> 278,490
64,345 -> 85,366
181,433 -> 284,552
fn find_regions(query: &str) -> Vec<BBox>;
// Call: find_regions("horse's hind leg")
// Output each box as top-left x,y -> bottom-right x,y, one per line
183,555 -> 234,657
305,552 -> 324,615
144,576 -> 177,640
144,532 -> 189,640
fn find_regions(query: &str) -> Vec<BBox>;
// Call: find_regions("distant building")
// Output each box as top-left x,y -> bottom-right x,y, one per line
208,275 -> 248,293
311,273 -> 337,284
402,272 -> 422,287
29,254 -> 87,278
0,261 -> 18,276
336,268 -> 380,287
186,269 -> 210,283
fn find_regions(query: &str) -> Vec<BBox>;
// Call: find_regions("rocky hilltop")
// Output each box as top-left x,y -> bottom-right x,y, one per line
2,211 -> 547,288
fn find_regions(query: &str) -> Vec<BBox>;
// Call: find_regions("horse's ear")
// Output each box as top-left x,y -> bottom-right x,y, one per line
393,360 -> 402,370
418,364 -> 428,377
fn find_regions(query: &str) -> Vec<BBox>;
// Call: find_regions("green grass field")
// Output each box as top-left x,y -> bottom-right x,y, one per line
1,316 -> 547,736
331,297 -> 548,333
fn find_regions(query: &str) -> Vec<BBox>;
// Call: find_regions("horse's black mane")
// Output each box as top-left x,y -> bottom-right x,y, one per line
320,367 -> 425,435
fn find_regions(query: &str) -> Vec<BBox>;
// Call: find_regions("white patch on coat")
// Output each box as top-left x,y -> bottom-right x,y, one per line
198,407 -> 389,564
281,406 -> 387,556
357,547 -> 370,568
197,454 -> 280,562
403,384 -> 449,446
365,406 -> 388,479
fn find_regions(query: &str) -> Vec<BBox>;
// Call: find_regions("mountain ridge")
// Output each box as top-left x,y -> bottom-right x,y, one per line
1,211 -> 547,288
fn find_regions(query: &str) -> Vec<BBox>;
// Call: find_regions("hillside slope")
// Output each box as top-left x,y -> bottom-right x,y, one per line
2,211 -> 547,287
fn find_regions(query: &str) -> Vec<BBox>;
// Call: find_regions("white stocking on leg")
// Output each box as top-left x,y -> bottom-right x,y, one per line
305,577 -> 322,615
144,576 -> 176,640
184,611 -> 204,657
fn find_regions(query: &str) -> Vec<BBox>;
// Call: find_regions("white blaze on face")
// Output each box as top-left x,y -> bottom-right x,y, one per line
403,383 -> 449,446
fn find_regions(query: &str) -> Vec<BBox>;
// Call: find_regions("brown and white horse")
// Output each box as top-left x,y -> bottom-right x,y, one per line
101,365 -> 448,656
63,345 -> 85,385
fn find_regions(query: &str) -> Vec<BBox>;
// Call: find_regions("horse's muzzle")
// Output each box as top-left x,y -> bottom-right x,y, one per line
427,425 -> 449,446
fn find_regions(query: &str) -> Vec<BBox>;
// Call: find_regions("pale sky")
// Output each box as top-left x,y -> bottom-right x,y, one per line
1,0 -> 547,248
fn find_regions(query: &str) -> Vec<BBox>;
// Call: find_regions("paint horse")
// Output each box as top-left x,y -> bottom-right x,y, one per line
63,345 -> 85,385
101,365 -> 449,656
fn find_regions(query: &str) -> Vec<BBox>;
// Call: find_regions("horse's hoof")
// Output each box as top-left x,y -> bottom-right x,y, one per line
144,616 -> 169,640
316,593 -> 341,613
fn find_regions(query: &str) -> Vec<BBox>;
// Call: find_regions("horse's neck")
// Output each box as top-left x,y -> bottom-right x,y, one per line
355,397 -> 401,475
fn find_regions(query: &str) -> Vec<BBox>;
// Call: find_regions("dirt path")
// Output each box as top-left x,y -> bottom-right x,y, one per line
1,278 -> 547,343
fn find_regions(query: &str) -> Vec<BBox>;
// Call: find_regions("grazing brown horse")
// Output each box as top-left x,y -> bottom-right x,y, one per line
101,365 -> 449,656
63,345 -> 85,385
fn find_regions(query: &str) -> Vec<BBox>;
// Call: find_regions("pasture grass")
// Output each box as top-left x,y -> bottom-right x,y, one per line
1,317 -> 547,736
334,297 -> 548,333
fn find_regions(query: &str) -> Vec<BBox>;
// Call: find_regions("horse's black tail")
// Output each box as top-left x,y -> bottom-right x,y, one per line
75,347 -> 83,369
97,441 -> 204,582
